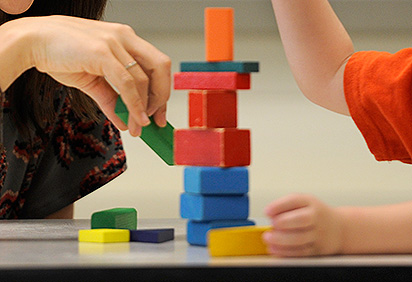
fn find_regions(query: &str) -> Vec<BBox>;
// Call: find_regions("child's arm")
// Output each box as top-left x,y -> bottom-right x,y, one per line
263,194 -> 412,256
271,0 -> 354,115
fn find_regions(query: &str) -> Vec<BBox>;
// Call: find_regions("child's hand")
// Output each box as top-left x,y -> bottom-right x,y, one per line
263,194 -> 343,257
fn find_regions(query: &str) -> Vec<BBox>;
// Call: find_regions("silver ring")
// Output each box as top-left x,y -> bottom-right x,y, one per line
125,61 -> 137,70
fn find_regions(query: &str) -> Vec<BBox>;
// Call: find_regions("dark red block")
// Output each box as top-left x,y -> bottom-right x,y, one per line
174,72 -> 250,90
189,90 -> 237,128
174,128 -> 250,167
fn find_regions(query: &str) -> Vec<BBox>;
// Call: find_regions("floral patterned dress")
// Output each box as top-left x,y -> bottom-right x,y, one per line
0,88 -> 127,219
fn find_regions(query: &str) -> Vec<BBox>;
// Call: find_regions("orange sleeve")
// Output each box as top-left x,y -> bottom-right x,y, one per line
344,48 -> 412,164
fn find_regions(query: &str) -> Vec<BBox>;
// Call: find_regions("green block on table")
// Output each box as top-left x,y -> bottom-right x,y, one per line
91,207 -> 137,230
115,96 -> 175,166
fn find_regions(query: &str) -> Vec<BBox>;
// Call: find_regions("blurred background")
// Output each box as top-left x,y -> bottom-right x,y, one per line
74,0 -> 412,219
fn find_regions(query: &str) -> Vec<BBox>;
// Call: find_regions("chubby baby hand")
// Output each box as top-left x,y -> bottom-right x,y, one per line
263,194 -> 343,257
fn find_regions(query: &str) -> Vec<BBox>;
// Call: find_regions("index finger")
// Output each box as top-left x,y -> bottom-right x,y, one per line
122,35 -> 171,119
265,194 -> 311,217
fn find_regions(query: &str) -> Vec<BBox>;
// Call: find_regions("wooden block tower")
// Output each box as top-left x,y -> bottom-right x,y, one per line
174,7 -> 259,246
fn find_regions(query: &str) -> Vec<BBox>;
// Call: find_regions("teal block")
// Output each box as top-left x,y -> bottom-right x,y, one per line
180,61 -> 259,73
115,96 -> 175,166
91,207 -> 137,230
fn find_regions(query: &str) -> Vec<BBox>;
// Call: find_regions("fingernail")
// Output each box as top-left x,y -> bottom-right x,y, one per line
147,107 -> 156,117
135,126 -> 142,137
141,113 -> 151,126
160,112 -> 167,127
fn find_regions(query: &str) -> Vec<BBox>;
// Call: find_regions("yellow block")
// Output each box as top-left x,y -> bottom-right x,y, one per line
78,242 -> 130,254
78,229 -> 130,243
208,226 -> 272,257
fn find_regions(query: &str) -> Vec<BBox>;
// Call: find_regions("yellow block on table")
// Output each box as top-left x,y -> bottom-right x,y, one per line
78,229 -> 130,243
208,226 -> 272,257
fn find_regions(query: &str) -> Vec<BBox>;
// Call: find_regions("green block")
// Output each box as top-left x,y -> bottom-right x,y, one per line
114,96 -> 175,166
115,96 -> 129,124
91,207 -> 137,230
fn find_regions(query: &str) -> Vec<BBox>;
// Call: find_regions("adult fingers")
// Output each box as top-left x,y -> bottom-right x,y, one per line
151,104 -> 167,127
145,56 -> 171,117
109,39 -> 150,111
265,194 -> 312,217
101,52 -> 150,136
107,41 -> 150,136
120,30 -> 171,117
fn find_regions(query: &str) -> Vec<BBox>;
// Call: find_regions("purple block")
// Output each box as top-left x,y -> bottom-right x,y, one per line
130,228 -> 174,243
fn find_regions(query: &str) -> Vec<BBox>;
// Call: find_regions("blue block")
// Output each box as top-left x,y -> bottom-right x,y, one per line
184,167 -> 248,195
180,61 -> 259,73
187,220 -> 255,246
180,193 -> 249,221
130,228 -> 174,243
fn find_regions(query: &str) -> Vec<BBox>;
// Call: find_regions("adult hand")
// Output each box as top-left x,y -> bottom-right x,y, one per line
263,194 -> 344,257
19,15 -> 170,136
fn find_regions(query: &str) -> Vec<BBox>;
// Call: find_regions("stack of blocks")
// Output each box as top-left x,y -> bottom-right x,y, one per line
174,8 -> 259,246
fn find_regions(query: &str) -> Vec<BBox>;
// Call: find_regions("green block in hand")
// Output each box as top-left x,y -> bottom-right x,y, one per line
91,207 -> 137,230
115,96 -> 175,166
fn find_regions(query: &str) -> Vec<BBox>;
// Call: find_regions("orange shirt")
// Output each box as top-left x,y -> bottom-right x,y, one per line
344,49 -> 412,164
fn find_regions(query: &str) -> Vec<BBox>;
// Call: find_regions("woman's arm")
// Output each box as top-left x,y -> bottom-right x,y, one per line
271,0 -> 354,115
0,16 -> 171,136
0,18 -> 33,92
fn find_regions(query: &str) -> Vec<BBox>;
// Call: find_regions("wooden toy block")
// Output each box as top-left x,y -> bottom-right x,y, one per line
189,90 -> 237,128
208,226 -> 272,257
130,228 -> 174,243
174,72 -> 250,90
140,117 -> 175,166
180,193 -> 249,221
114,95 -> 128,121
115,96 -> 175,166
78,242 -> 130,254
181,61 -> 259,73
205,8 -> 234,61
187,220 -> 255,246
78,229 -> 130,243
91,207 -> 137,230
184,167 -> 248,195
174,128 -> 250,167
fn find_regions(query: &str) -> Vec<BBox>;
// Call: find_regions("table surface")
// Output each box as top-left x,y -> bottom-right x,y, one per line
2,218 -> 412,281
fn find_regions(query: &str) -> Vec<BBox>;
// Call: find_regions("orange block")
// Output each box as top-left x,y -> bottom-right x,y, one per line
205,8 -> 234,62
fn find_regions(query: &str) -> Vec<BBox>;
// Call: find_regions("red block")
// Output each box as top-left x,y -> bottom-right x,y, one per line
174,128 -> 251,167
189,90 -> 237,128
174,72 -> 250,90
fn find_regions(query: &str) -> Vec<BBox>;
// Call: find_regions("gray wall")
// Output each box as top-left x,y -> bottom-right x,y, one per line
105,0 -> 412,33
